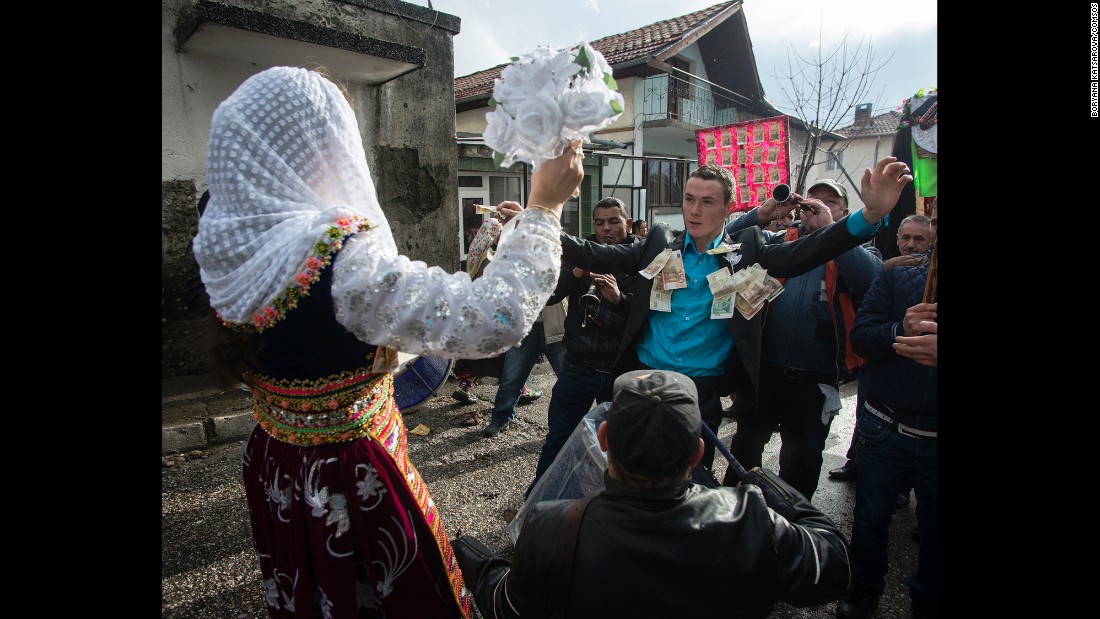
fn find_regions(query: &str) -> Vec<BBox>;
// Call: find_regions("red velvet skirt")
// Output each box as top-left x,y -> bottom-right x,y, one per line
242,372 -> 472,618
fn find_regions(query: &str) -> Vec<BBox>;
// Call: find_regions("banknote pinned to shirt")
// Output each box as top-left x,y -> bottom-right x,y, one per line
639,249 -> 688,292
704,242 -> 742,255
649,287 -> 672,312
659,251 -> 687,290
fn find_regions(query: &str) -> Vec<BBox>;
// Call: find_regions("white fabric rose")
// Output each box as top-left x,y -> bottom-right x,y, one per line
484,42 -> 623,170
483,108 -> 517,155
495,47 -> 579,109
559,88 -> 615,139
512,93 -> 565,166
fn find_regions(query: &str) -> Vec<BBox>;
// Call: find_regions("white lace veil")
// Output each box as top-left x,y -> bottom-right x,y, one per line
193,66 -> 397,326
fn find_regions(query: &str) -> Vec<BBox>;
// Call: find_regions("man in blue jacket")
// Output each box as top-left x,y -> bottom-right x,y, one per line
723,179 -> 881,499
838,197 -> 938,619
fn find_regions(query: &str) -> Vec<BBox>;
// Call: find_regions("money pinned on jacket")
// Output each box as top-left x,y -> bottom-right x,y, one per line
734,292 -> 765,320
711,292 -> 735,319
707,268 -> 737,297
762,273 -> 785,302
729,262 -> 785,319
705,243 -> 742,255
639,248 -> 675,279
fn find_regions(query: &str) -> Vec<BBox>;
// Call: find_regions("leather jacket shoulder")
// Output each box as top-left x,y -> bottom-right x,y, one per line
460,470 -> 851,619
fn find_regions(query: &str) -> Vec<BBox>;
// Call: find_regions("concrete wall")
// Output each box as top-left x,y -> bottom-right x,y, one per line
819,133 -> 897,213
162,0 -> 461,379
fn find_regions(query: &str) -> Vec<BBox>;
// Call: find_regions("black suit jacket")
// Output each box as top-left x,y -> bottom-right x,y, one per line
559,216 -> 868,394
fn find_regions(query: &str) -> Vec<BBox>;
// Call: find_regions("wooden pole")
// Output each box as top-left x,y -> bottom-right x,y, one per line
922,241 -> 937,304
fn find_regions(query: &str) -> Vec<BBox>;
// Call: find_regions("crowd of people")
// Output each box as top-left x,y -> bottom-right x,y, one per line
191,66 -> 937,619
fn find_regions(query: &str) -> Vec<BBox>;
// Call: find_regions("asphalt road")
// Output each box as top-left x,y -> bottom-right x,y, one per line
161,365 -> 922,618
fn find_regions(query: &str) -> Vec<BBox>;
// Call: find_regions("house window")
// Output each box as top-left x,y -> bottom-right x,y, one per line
459,173 -> 523,262
646,159 -> 687,209
826,149 -> 843,171
489,176 -> 522,206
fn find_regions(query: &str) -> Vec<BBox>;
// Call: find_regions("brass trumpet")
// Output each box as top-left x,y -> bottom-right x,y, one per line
579,284 -> 601,327
771,184 -> 801,204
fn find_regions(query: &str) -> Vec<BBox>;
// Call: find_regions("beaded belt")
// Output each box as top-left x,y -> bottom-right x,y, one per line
248,368 -> 395,446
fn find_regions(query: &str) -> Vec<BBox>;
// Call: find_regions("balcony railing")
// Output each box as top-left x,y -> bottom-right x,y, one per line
641,73 -> 743,127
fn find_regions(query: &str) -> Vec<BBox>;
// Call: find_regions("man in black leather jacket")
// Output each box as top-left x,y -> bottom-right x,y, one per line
454,370 -> 852,619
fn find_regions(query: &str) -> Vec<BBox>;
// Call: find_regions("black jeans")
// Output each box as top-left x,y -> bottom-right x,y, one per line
724,360 -> 835,499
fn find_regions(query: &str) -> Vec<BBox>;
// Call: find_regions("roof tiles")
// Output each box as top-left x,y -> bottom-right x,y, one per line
455,1 -> 736,100
836,110 -> 902,138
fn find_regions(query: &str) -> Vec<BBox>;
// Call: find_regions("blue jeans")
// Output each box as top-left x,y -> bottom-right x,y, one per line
489,323 -> 564,424
849,406 -> 938,606
527,357 -> 616,495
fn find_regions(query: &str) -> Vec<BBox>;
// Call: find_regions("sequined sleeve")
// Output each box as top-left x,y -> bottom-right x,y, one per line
331,209 -> 562,359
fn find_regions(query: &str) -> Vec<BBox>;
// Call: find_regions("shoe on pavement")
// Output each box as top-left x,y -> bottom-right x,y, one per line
518,384 -> 542,403
483,419 -> 511,437
836,588 -> 880,619
829,460 -> 858,481
452,378 -> 479,405
452,386 -> 478,405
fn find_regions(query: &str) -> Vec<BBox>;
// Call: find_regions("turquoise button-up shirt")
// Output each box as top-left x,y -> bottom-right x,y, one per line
636,232 -> 733,377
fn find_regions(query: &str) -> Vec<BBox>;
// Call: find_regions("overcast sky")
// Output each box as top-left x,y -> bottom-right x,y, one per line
421,0 -> 936,123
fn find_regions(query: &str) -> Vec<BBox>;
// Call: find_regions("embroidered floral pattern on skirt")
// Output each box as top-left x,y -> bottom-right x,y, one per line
244,368 -> 473,618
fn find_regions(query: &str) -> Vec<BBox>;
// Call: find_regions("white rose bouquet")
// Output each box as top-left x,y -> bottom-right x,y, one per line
484,42 -> 625,170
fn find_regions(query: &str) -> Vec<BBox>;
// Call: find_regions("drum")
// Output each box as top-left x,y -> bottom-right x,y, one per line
393,353 -> 455,413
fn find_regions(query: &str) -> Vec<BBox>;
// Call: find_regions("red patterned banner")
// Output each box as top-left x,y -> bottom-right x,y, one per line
695,115 -> 790,212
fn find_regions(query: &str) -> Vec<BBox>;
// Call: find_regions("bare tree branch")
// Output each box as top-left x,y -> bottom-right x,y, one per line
767,24 -> 893,193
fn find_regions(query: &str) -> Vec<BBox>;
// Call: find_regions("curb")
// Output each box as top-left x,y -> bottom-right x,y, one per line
161,411 -> 256,455
162,377 -> 255,455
